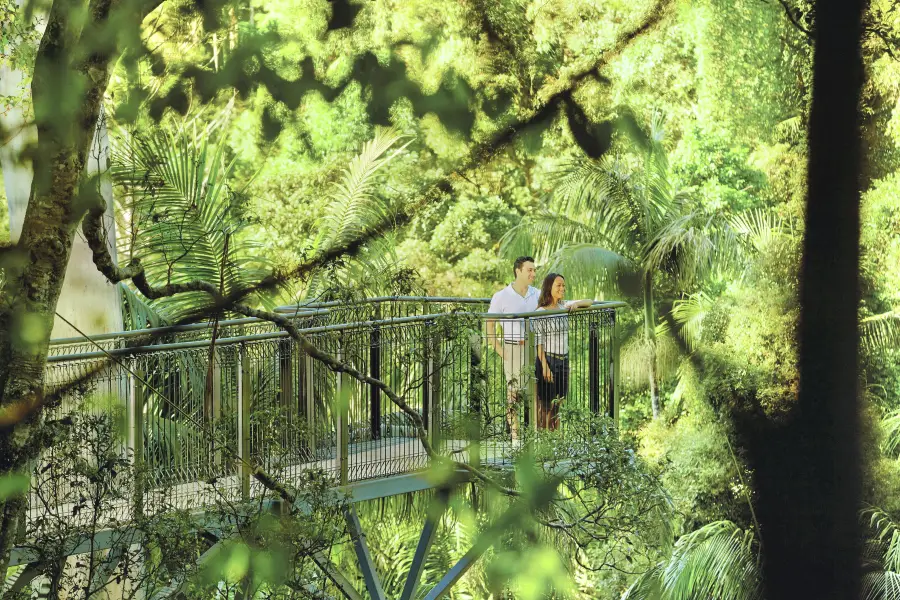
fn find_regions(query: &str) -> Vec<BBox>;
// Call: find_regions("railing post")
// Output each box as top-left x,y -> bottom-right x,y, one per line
609,310 -> 620,424
128,360 -> 145,518
238,344 -> 251,501
211,354 -> 222,472
589,320 -> 601,416
525,318 -> 537,434
304,353 -> 316,458
421,329 -> 430,434
426,320 -> 441,450
280,340 -> 293,413
336,341 -> 349,485
370,305 -> 382,441
280,339 -> 294,455
468,331 -> 482,467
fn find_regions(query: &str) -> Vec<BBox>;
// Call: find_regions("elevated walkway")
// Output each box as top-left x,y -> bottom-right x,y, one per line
10,297 -> 623,598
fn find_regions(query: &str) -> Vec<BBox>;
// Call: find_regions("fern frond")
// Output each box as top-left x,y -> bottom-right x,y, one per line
862,311 -> 900,354
625,521 -> 761,600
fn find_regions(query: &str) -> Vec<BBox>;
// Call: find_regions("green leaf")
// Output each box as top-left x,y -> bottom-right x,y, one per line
0,473 -> 30,499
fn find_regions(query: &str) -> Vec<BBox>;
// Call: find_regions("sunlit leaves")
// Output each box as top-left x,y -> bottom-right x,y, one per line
623,521 -> 762,600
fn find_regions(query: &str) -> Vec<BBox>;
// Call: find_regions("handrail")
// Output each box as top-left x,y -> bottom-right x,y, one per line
45,301 -> 625,363
49,296 -> 492,346
274,295 -> 492,310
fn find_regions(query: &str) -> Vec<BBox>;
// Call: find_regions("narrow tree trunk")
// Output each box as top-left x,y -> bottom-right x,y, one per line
644,270 -> 660,418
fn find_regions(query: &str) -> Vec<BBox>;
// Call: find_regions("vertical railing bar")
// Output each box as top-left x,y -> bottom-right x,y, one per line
337,340 -> 349,485
238,343 -> 251,501
427,320 -> 441,452
304,353 -> 315,459
610,310 -> 620,424
128,359 -> 145,518
370,321 -> 379,443
589,317 -> 600,418
525,317 -> 536,436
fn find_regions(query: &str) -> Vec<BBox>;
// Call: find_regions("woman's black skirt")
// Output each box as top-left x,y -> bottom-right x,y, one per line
535,354 -> 569,430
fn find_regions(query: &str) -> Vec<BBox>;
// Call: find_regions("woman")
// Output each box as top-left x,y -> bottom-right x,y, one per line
533,273 -> 592,430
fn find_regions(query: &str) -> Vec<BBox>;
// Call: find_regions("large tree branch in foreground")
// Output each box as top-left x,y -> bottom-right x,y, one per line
83,207 -> 521,498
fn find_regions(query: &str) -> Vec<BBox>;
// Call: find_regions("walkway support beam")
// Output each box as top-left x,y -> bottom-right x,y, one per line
312,552 -> 365,600
344,506 -> 386,600
400,487 -> 451,600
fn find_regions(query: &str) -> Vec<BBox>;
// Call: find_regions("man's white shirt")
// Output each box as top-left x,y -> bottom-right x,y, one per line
488,284 -> 540,342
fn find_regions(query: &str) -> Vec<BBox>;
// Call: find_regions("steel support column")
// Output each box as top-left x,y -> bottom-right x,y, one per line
311,552 -> 365,600
87,540 -> 129,598
400,487 -> 451,600
4,561 -> 43,596
344,506 -> 386,600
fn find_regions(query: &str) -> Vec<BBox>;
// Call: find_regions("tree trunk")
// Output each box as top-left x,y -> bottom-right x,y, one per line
0,0 -> 117,575
0,3 -> 122,340
644,270 -> 660,418
748,0 -> 864,597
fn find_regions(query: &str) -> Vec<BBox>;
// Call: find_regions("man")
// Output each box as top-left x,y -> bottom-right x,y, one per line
487,256 -> 538,440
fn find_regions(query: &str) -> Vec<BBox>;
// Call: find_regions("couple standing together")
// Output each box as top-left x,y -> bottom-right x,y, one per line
486,256 -> 592,437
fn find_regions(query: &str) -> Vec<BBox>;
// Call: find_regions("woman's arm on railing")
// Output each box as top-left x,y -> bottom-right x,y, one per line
566,299 -> 593,310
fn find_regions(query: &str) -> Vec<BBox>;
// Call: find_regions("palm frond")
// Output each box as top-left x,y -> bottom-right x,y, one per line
542,243 -> 634,297
499,212 -> 607,263
112,125 -> 270,321
315,127 -> 411,253
121,283 -> 167,329
624,521 -> 761,600
730,208 -> 787,253
882,410 -> 900,459
862,311 -> 900,354
642,211 -> 722,287
862,506 -> 900,600
554,156 -> 645,247
658,292 -> 715,352
861,571 -> 900,600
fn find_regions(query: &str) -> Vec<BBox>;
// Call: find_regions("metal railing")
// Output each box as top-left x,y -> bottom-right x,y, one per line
35,298 -> 622,523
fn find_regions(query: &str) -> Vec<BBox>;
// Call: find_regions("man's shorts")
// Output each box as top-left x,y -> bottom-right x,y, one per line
501,341 -> 527,393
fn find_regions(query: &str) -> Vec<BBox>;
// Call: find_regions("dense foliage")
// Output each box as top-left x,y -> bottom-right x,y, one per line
2,0 -> 900,596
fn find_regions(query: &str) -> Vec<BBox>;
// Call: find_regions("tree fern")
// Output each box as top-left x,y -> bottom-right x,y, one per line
112,125 -> 270,321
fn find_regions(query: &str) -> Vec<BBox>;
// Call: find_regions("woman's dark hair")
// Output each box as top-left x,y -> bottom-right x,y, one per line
538,273 -> 564,308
